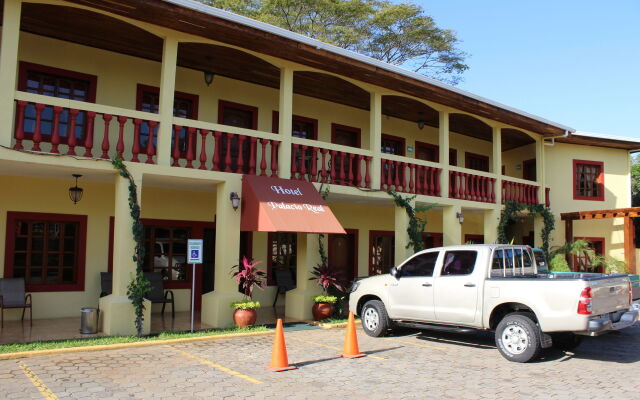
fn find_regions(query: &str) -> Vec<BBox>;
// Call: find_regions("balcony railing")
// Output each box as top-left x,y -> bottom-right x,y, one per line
380,157 -> 441,196
502,179 -> 540,205
449,169 -> 496,203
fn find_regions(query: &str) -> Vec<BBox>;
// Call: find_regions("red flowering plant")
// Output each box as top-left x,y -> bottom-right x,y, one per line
309,263 -> 346,304
230,256 -> 266,310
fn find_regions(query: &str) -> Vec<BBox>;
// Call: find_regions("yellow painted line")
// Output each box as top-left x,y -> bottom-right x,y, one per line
19,363 -> 60,400
289,337 -> 386,360
171,347 -> 262,384
0,330 -> 274,361
388,339 -> 447,351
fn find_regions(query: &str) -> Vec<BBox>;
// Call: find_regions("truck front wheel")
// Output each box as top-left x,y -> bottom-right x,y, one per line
495,312 -> 541,363
361,300 -> 390,337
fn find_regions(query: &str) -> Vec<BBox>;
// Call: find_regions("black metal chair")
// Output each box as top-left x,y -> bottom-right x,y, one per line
0,278 -> 32,328
272,268 -> 296,307
143,272 -> 175,318
100,272 -> 113,297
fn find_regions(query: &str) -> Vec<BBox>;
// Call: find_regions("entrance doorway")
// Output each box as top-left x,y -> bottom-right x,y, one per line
328,229 -> 358,285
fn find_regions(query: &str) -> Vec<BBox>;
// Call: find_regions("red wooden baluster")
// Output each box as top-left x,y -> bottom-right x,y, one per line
83,111 -> 96,158
291,143 -> 299,179
249,137 -> 257,175
100,114 -> 112,159
428,167 -> 434,195
259,138 -> 268,176
310,147 -> 319,182
199,129 -> 209,170
270,140 -> 279,177
520,183 -> 525,203
172,125 -> 182,167
330,150 -> 337,183
339,153 -> 346,185
524,185 -> 529,204
184,127 -> 196,168
409,164 -> 415,193
146,121 -> 157,164
470,174 -> 477,201
356,154 -> 363,187
380,159 -> 387,189
320,149 -> 328,182
463,173 -> 469,199
299,145 -> 307,180
434,168 -> 440,197
393,161 -> 400,190
236,135 -> 246,173
415,166 -> 422,194
50,106 -> 62,154
481,176 -> 487,202
32,103 -> 45,151
66,109 -> 79,156
224,133 -> 233,172
348,153 -> 355,186
546,188 -> 550,207
501,181 -> 506,203
365,156 -> 372,188
212,131 -> 222,171
115,116 -> 127,158
14,101 -> 27,150
449,171 -> 455,198
131,119 -> 141,162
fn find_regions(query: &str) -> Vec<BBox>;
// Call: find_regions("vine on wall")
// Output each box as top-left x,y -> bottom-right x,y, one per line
387,190 -> 434,253
497,200 -> 555,257
112,158 -> 150,336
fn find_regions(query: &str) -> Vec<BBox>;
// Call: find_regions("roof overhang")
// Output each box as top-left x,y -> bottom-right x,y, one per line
555,131 -> 640,151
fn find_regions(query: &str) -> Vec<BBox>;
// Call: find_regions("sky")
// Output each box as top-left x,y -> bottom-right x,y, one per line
414,0 -> 640,138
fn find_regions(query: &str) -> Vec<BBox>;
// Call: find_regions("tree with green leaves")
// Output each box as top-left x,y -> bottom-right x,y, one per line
200,0 -> 468,84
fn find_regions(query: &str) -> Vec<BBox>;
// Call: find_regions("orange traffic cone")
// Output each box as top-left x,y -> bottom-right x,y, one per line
265,319 -> 297,371
339,312 -> 366,358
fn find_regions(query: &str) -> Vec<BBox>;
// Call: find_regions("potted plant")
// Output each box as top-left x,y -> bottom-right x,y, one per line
309,264 -> 345,321
230,256 -> 266,328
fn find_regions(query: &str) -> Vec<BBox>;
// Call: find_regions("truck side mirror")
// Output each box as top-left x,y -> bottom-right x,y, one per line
390,267 -> 400,279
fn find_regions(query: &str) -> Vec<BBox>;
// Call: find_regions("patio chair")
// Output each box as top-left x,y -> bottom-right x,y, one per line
143,272 -> 175,318
272,268 -> 295,307
0,278 -> 32,328
100,272 -> 112,297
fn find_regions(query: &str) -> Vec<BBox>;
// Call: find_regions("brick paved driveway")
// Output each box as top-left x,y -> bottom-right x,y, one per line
2,323 -> 639,400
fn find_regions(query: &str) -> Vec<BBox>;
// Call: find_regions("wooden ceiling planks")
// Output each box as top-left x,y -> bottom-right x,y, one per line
502,128 -> 536,151
561,207 -> 640,221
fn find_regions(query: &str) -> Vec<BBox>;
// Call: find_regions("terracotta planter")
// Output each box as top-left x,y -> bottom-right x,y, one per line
312,302 -> 334,321
233,308 -> 257,328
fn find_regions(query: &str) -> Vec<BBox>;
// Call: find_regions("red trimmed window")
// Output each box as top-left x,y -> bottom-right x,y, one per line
381,134 -> 405,156
271,111 -> 318,140
422,232 -> 443,249
135,84 -> 199,155
573,237 -> 605,273
18,62 -> 97,145
415,142 -> 457,166
4,212 -> 87,292
464,234 -> 484,244
573,160 -> 604,201
142,225 -> 190,283
267,232 -> 297,286
369,231 -> 395,276
465,152 -> 489,172
331,123 -> 361,148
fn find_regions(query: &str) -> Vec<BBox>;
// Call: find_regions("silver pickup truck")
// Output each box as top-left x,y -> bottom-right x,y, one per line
349,244 -> 638,362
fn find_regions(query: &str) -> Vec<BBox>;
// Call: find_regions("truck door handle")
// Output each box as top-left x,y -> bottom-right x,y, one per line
422,283 -> 432,287
464,283 -> 476,287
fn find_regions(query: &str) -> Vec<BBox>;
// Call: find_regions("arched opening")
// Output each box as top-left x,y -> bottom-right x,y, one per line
449,113 -> 493,172
501,128 -> 537,180
381,95 -> 439,159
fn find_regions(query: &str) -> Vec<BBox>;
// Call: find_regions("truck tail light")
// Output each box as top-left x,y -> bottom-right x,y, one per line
577,287 -> 593,315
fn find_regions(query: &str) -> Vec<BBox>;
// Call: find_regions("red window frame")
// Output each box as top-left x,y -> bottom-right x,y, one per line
464,234 -> 484,244
465,152 -> 490,172
108,217 -> 214,290
573,160 -> 605,201
4,212 -> 87,292
573,237 -> 605,273
271,111 -> 319,140
218,100 -> 258,129
421,232 -> 443,249
415,142 -> 457,166
369,230 -> 395,276
331,123 -> 361,148
17,62 -> 98,146
381,134 -> 405,156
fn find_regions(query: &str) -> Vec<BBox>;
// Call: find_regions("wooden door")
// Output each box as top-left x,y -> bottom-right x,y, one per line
328,229 -> 358,285
523,159 -> 536,181
218,101 -> 257,173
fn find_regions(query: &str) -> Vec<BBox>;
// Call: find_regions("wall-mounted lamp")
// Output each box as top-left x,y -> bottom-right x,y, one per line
69,174 -> 83,204
456,212 -> 464,224
204,71 -> 215,86
229,192 -> 240,211
417,112 -> 426,130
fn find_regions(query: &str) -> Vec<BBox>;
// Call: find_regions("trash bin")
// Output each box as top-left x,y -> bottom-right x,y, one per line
80,307 -> 99,334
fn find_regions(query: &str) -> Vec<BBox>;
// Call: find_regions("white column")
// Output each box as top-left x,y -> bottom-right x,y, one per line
484,209 -> 501,244
369,92 -> 382,189
536,135 -> 545,204
278,67 -> 294,179
201,177 -> 244,328
156,37 -> 178,166
438,111 -> 450,196
0,0 -> 22,147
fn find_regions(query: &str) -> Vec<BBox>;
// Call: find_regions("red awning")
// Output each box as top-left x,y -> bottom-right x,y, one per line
240,175 -> 346,234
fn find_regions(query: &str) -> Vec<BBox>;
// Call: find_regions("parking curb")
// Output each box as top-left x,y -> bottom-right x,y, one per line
0,330 -> 274,360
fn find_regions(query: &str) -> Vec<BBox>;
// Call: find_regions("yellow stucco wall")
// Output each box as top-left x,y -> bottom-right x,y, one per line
503,143 -> 536,179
